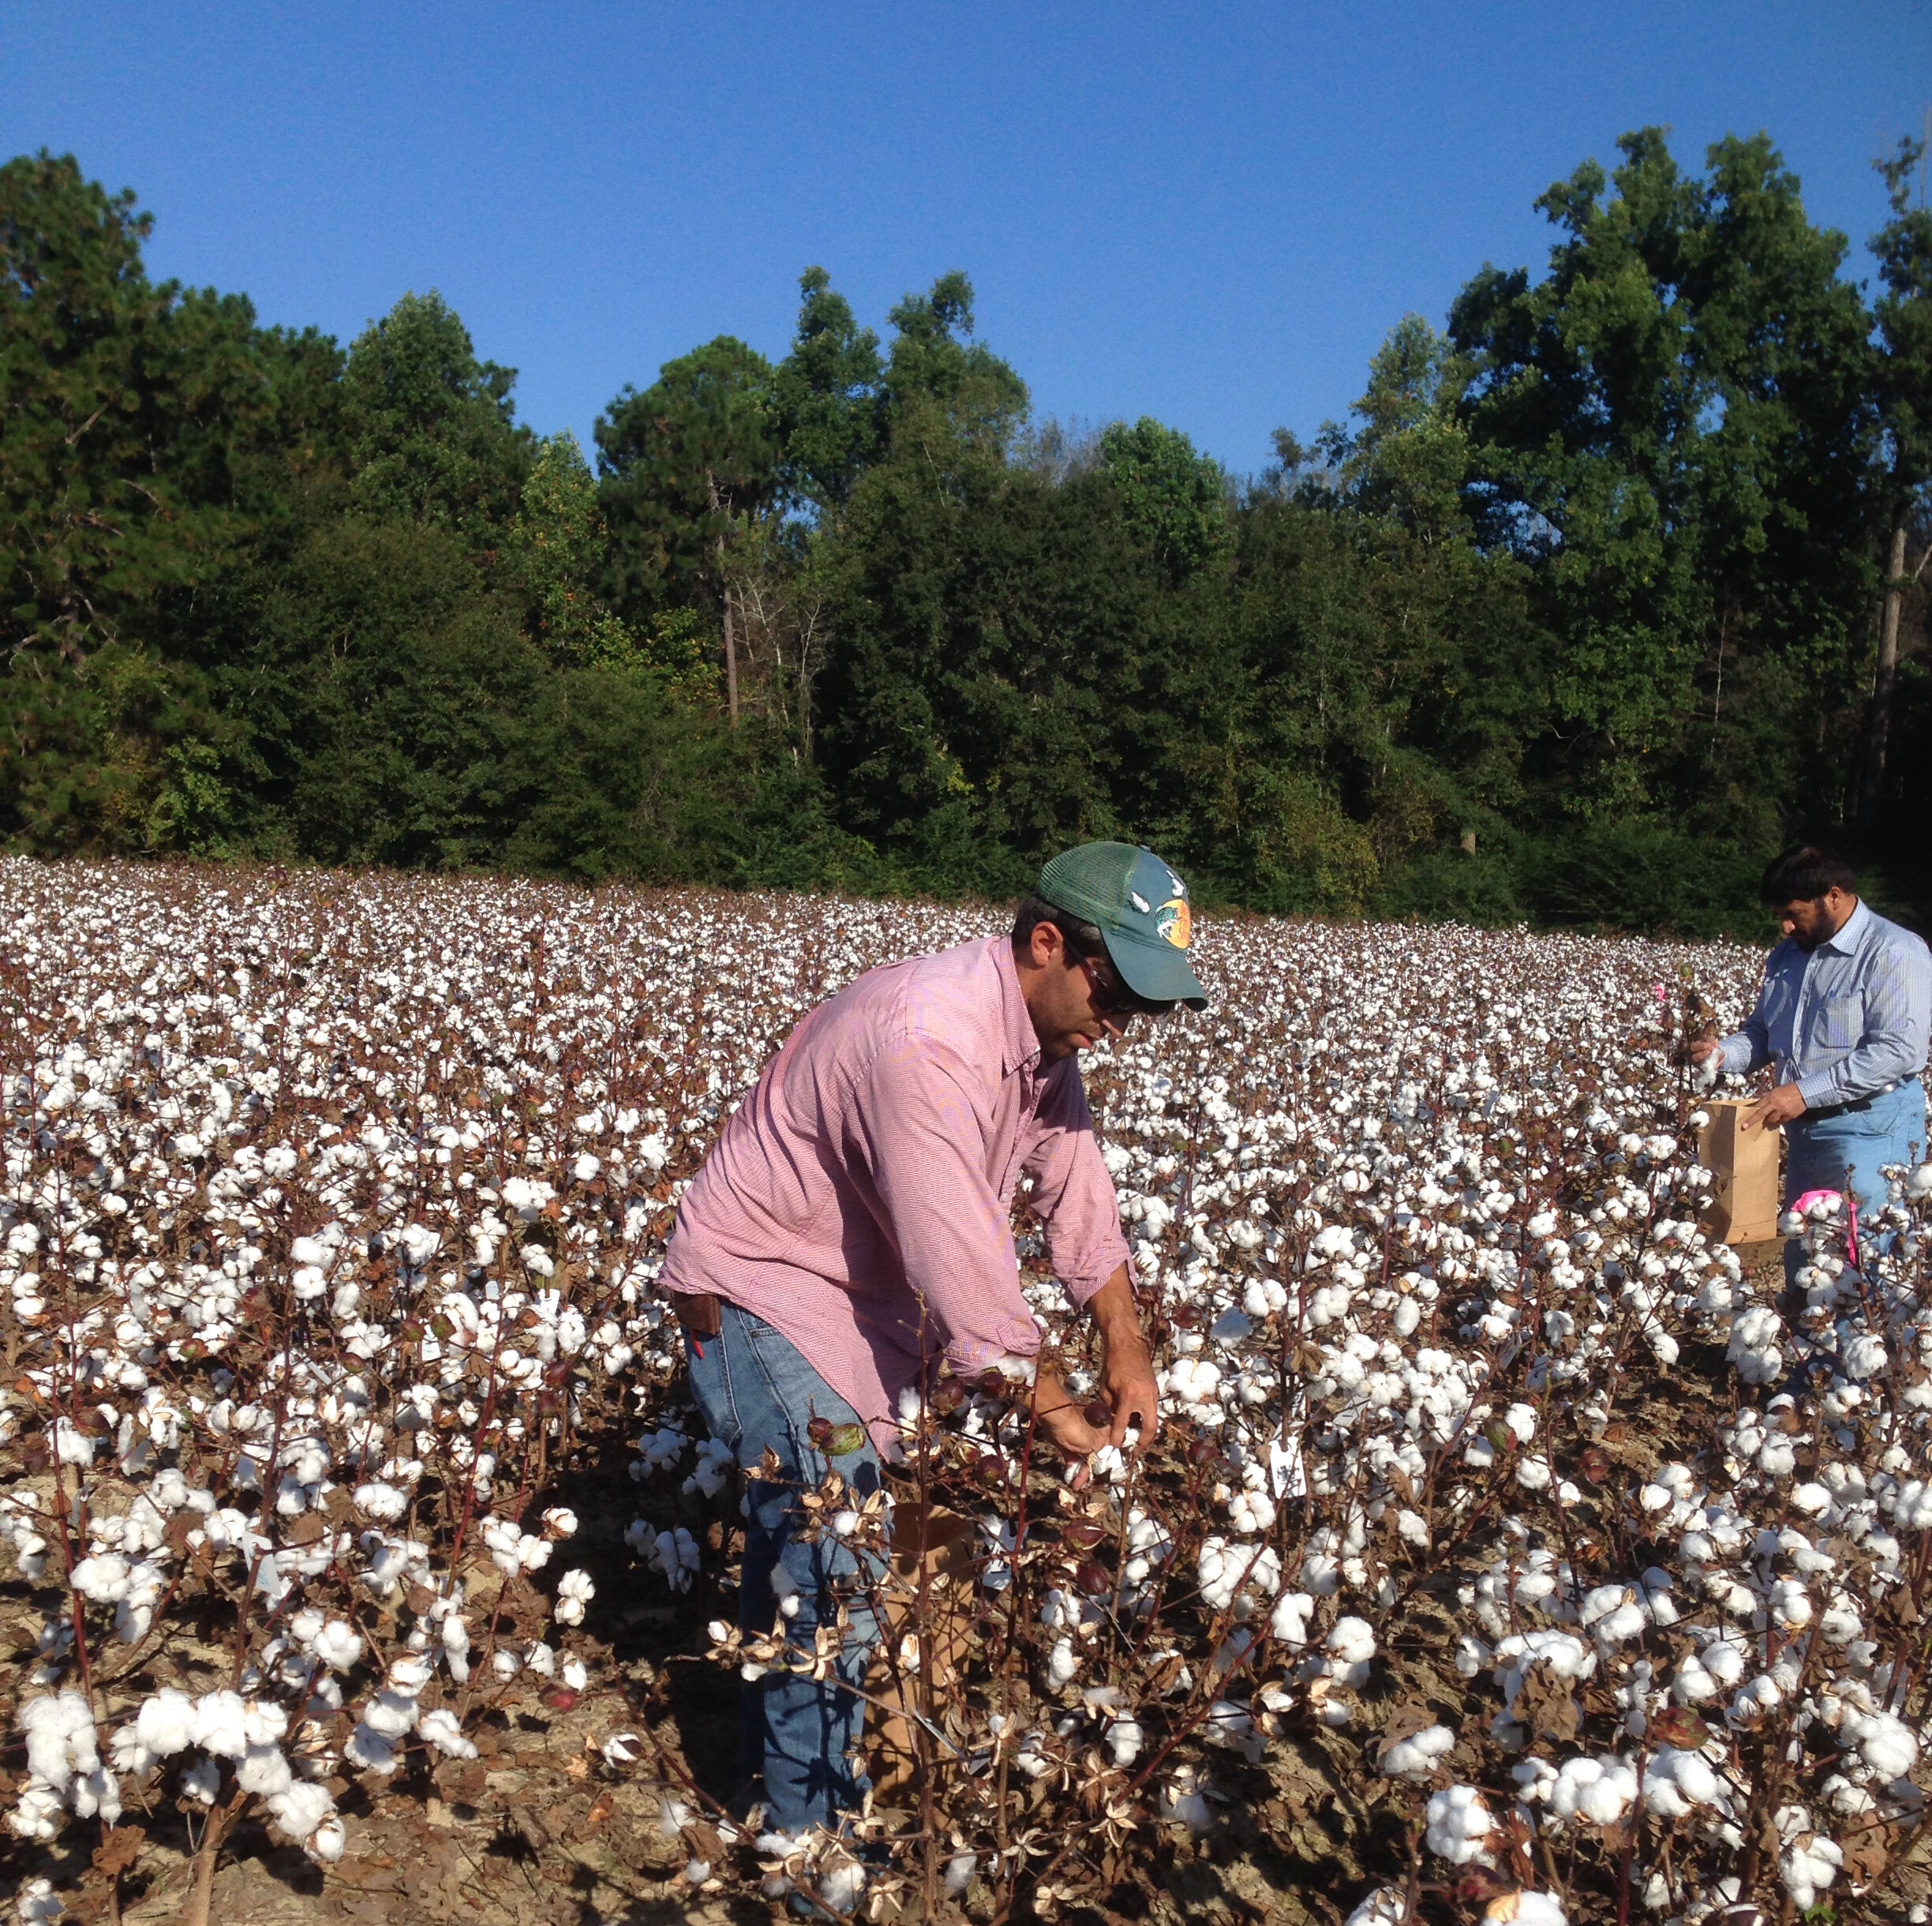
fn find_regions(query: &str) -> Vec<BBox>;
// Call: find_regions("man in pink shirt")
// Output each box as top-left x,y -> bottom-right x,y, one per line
662,841 -> 1205,1838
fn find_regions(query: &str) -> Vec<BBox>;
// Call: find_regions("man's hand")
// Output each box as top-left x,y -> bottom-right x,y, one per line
1688,1037 -> 1722,1067
1032,1370 -> 1110,1459
1743,1082 -> 1807,1130
1084,1265 -> 1160,1448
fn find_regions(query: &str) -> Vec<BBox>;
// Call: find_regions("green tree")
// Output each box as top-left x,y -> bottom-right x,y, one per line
1331,315 -> 1473,544
340,290 -> 530,542
1450,129 -> 1874,819
878,272 -> 1028,453
505,431 -> 635,665
1860,136 -> 1932,820
596,336 -> 778,720
771,268 -> 884,509
0,152 -> 298,851
0,152 -> 268,669
1095,417 -> 1229,579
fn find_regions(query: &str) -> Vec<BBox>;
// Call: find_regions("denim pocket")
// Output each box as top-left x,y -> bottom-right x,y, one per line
685,1324 -> 743,1457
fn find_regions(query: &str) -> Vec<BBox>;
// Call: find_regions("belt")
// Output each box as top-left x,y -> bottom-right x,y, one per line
667,1289 -> 722,1339
1807,1073 -> 1919,1122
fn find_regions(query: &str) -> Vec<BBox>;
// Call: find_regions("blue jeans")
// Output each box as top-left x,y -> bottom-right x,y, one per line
684,1303 -> 886,1836
1785,1081 -> 1927,1275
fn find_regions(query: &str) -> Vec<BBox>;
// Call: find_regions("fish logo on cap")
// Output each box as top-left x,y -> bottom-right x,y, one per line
1155,900 -> 1192,950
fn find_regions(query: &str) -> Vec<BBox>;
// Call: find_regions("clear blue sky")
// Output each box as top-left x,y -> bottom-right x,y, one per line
3,2 -> 1927,476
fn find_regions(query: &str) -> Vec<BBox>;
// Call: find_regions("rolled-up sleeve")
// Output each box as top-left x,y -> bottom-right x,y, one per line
1024,1067 -> 1132,1309
848,1034 -> 1041,1373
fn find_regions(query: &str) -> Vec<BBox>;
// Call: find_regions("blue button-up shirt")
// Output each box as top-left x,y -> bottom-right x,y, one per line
1715,899 -> 1932,1108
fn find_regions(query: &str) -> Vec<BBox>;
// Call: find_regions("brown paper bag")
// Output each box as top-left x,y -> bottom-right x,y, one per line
1698,1098 -> 1780,1244
865,1501 -> 978,1803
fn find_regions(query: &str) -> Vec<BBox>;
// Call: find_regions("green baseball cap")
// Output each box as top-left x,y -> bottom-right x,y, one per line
1035,841 -> 1208,1010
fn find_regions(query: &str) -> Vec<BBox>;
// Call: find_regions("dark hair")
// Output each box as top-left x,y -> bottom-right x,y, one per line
1011,892 -> 1104,957
1758,843 -> 1855,906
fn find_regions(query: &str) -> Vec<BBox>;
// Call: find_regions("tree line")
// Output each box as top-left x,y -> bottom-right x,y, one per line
2,128 -> 1927,935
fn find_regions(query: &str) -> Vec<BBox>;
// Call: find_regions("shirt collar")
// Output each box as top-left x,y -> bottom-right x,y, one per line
990,936 -> 1044,1076
1819,898 -> 1871,957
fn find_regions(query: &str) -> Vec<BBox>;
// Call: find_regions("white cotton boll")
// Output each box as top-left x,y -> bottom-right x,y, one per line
236,1742 -> 293,1798
418,1708 -> 477,1759
133,1688 -> 196,1758
1548,1756 -> 1638,1826
1849,1711 -> 1919,1780
1647,1747 -> 1719,1810
1107,1717 -> 1144,1768
20,1692 -> 99,1793
1515,1455 -> 1552,1492
1327,1617 -> 1376,1667
1046,1637 -> 1081,1689
553,1568 -> 595,1626
267,1779 -> 337,1844
1780,1835 -> 1843,1911
1203,1700 -> 1264,1763
361,1690 -> 420,1741
343,1724 -> 398,1774
1493,1897 -> 1567,1926
9,1782 -> 66,1842
819,1858 -> 867,1915
1343,1888 -> 1406,1926
1381,1724 -> 1455,1780
354,1482 -> 408,1522
313,1620 -> 363,1672
69,1552 -> 132,1603
190,1691 -> 249,1759
14,1875 -> 64,1923
1270,1591 -> 1315,1645
945,1853 -> 979,1897
308,1815 -> 346,1863
562,1655 -> 587,1691
1424,1784 -> 1496,1864
543,1506 -> 578,1536
1159,1763 -> 1215,1830
1841,1334 -> 1887,1380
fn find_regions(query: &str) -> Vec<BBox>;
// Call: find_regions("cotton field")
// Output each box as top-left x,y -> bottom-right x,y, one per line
1,859 -> 1929,1926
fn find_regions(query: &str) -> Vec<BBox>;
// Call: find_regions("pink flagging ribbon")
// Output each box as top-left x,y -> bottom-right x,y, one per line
1790,1187 -> 1859,1268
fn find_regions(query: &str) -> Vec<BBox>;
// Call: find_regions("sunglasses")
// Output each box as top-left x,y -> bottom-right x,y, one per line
1067,941 -> 1173,1022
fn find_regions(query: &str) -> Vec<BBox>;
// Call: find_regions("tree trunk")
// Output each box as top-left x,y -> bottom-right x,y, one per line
1862,522 -> 1909,823
706,470 -> 739,727
721,571 -> 739,726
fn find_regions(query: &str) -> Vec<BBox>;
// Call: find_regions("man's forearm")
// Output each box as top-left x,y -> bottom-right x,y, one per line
1084,1264 -> 1143,1345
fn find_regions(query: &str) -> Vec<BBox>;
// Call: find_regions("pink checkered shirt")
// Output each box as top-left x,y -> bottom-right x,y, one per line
661,935 -> 1130,1448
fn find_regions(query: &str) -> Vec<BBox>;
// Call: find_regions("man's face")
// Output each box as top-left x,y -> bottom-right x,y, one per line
1775,887 -> 1851,952
1024,923 -> 1140,1061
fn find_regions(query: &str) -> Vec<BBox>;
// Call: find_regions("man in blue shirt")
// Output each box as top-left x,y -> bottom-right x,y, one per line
1691,845 -> 1931,1246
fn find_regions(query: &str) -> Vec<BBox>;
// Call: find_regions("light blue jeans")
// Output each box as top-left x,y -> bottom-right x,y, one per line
1785,1079 -> 1927,1275
684,1303 -> 886,1836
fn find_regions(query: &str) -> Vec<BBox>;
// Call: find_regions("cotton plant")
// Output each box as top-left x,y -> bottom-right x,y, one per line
4,860 -> 1930,1923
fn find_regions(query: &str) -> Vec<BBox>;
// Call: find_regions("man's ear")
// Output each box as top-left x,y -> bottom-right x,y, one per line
1029,920 -> 1064,969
